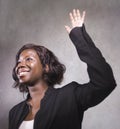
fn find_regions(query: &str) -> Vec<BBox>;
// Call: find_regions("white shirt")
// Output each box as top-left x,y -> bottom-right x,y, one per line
19,119 -> 34,129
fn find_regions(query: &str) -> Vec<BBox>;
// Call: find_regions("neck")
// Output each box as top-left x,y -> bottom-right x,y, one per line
28,81 -> 48,100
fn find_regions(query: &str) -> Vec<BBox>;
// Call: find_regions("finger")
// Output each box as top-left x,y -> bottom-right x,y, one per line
77,9 -> 81,20
65,25 -> 71,33
73,9 -> 77,21
69,12 -> 75,26
81,11 -> 86,23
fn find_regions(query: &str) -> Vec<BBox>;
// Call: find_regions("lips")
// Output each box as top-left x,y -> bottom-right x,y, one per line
17,67 -> 30,77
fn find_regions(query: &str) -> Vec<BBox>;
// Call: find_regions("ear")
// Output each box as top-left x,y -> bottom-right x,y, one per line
45,65 -> 49,72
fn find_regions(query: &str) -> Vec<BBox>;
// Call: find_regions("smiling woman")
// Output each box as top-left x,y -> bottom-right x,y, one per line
15,49 -> 43,84
12,44 -> 66,92
9,9 -> 116,129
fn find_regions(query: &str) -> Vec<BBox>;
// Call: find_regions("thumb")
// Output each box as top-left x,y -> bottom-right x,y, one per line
65,25 -> 71,34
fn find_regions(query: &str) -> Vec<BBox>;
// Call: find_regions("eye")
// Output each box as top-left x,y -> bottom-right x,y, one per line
26,57 -> 33,62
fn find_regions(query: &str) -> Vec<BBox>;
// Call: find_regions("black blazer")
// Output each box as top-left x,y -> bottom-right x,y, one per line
9,25 -> 116,129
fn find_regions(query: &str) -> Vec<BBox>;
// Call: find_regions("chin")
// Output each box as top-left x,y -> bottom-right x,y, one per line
19,76 -> 31,84
19,75 -> 42,86
19,79 -> 38,87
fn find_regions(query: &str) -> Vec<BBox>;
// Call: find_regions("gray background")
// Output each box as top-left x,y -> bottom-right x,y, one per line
0,0 -> 120,129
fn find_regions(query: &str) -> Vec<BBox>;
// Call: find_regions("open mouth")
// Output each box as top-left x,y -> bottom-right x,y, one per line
17,68 -> 30,77
18,71 -> 29,76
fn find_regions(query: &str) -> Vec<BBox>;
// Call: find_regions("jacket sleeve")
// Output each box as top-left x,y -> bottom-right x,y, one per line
69,25 -> 116,111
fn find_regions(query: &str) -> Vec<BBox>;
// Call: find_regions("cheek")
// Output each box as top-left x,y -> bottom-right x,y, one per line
36,65 -> 43,75
32,63 -> 43,75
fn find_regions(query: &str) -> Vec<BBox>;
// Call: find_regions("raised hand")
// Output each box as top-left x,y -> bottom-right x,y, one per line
65,9 -> 86,34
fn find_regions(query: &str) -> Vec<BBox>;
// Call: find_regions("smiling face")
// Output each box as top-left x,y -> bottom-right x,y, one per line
15,49 -> 43,86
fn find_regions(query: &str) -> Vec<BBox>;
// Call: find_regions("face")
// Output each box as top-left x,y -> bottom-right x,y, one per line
15,49 -> 43,86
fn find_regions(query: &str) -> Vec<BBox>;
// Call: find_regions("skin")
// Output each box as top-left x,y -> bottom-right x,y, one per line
16,49 -> 43,85
16,9 -> 86,120
65,9 -> 86,33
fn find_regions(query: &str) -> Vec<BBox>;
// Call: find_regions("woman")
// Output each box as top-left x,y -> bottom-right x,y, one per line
9,9 -> 116,129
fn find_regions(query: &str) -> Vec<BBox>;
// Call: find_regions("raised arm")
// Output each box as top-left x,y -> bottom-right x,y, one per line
65,9 -> 116,110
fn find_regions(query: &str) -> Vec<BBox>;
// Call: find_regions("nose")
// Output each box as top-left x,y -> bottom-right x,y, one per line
17,59 -> 26,67
16,60 -> 26,73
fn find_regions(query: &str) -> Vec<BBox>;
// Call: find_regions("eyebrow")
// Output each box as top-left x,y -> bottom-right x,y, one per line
18,55 -> 35,61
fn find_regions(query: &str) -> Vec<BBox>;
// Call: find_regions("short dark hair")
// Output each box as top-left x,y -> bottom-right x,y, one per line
12,43 -> 66,92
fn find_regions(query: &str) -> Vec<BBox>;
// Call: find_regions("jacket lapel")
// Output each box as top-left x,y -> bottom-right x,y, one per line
34,87 -> 58,129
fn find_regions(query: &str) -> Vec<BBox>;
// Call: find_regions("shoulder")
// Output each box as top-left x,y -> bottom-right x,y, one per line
56,81 -> 82,94
53,82 -> 84,107
61,81 -> 82,89
9,100 -> 26,115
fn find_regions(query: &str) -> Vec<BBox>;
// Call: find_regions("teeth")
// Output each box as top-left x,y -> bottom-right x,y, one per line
19,71 -> 29,76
